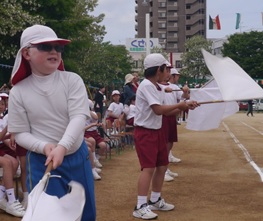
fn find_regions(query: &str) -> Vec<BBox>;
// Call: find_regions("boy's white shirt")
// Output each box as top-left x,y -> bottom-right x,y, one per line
107,102 -> 123,118
134,79 -> 164,129
85,111 -> 98,132
8,70 -> 90,155
123,104 -> 136,120
160,82 -> 183,105
0,114 -> 8,144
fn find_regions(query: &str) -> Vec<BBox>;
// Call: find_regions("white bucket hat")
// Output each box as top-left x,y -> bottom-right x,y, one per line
144,53 -> 171,70
11,24 -> 71,85
124,74 -> 134,85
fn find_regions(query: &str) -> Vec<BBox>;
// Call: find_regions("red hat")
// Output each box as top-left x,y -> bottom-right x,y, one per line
11,24 -> 71,85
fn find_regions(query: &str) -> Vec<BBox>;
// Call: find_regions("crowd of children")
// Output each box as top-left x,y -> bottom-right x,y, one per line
0,24 -> 199,221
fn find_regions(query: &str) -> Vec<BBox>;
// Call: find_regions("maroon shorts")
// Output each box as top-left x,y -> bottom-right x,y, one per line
106,117 -> 117,124
16,144 -> 27,157
162,115 -> 178,143
134,126 -> 169,170
0,143 -> 16,158
126,118 -> 134,126
84,130 -> 104,144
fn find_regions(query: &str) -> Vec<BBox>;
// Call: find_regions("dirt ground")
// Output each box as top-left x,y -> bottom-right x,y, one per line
1,112 -> 263,221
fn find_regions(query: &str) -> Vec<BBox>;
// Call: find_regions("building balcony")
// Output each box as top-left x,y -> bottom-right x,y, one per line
167,5 -> 178,11
167,35 -> 178,42
167,15 -> 178,22
167,26 -> 178,32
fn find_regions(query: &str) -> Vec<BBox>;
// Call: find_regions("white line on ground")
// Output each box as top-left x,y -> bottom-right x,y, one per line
223,122 -> 263,182
241,122 -> 263,135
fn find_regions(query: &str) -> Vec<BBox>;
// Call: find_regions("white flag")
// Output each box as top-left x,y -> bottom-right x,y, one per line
186,79 -> 239,131
201,49 -> 263,101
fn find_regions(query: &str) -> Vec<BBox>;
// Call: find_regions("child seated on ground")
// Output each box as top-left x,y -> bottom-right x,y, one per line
84,135 -> 102,181
0,95 -> 25,217
84,100 -> 107,178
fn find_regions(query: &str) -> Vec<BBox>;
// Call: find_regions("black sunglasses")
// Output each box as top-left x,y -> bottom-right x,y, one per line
29,44 -> 64,53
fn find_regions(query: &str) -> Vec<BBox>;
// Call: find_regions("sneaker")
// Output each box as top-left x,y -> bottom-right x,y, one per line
0,197 -> 7,210
94,160 -> 103,168
6,200 -> 25,217
148,197 -> 175,211
133,203 -> 158,220
95,167 -> 102,173
167,169 -> 178,178
164,173 -> 174,182
92,169 -> 101,180
168,155 -> 181,163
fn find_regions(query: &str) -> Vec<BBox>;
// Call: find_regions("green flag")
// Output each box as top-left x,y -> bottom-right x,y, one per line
235,13 -> 241,29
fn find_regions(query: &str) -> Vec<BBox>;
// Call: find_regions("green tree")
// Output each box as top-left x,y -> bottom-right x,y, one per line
34,0 -> 106,75
0,0 -> 44,59
78,42 -> 133,87
181,36 -> 212,83
222,31 -> 263,79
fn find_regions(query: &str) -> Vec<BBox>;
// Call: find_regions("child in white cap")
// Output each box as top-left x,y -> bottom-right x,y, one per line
8,24 -> 96,221
132,53 -> 199,220
106,90 -> 124,124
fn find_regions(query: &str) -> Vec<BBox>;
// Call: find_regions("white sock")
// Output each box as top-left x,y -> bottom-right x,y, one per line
0,185 -> 6,199
137,196 -> 147,209
6,188 -> 16,204
93,152 -> 97,161
150,191 -> 160,203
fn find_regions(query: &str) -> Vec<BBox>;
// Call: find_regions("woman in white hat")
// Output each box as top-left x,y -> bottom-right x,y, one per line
123,73 -> 136,105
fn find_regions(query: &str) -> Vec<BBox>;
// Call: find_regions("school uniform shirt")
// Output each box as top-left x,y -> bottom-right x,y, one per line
107,102 -> 123,118
8,70 -> 90,155
123,104 -> 136,120
134,79 -> 165,129
85,111 -> 98,132
0,114 -> 8,144
160,82 -> 183,105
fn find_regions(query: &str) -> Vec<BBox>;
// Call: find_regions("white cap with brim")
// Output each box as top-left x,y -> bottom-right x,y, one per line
0,93 -> 9,101
170,68 -> 180,75
11,24 -> 71,85
111,90 -> 120,96
144,53 -> 171,70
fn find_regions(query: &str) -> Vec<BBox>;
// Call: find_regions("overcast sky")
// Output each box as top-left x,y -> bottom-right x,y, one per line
92,0 -> 263,45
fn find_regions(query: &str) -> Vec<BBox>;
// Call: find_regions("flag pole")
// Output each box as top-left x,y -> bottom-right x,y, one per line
197,100 -> 225,105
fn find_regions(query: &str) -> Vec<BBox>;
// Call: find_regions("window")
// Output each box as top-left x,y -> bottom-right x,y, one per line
159,12 -> 166,17
161,33 -> 166,38
160,2 -> 166,7
158,22 -> 166,28
186,15 -> 191,20
186,26 -> 191,30
175,60 -> 182,68
186,4 -> 191,9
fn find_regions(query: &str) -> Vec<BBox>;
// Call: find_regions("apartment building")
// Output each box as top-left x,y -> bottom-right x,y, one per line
135,0 -> 206,53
